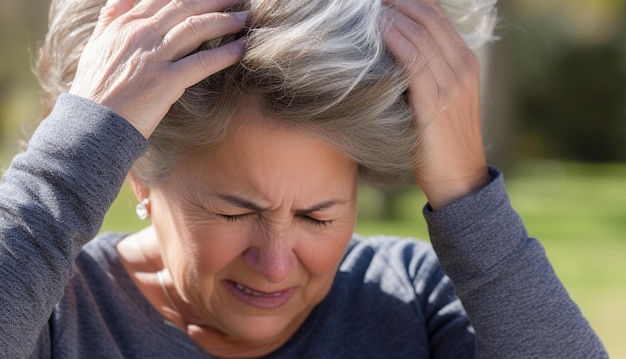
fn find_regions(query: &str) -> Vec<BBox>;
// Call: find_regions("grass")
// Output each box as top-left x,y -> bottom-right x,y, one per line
506,162 -> 626,358
102,162 -> 625,357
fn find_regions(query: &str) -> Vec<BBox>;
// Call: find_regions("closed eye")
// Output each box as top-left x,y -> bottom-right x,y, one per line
302,216 -> 333,228
218,213 -> 332,227
217,213 -> 253,222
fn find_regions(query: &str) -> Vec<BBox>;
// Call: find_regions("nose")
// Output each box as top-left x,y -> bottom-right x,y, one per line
242,230 -> 298,284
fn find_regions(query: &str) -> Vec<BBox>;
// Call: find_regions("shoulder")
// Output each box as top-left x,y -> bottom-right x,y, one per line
286,235 -> 472,357
344,235 -> 440,276
48,232 -> 184,356
69,232 -> 132,300
78,231 -> 128,267
346,234 -> 434,256
337,235 -> 449,303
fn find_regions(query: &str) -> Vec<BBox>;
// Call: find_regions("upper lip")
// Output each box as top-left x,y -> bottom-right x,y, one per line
228,280 -> 290,296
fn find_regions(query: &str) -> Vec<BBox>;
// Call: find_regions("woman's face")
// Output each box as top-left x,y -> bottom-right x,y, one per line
145,108 -> 358,346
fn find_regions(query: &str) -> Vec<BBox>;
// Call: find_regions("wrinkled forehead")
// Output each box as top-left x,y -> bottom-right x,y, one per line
163,109 -> 359,203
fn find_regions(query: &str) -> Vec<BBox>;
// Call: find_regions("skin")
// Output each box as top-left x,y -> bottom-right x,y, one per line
382,0 -> 490,209
70,0 -> 248,137
120,109 -> 358,357
71,0 -> 489,210
72,0 -> 490,356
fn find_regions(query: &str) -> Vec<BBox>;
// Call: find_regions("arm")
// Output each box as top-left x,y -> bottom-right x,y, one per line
384,0 -> 607,356
0,0 -> 246,355
0,94 -> 147,357
424,167 -> 608,358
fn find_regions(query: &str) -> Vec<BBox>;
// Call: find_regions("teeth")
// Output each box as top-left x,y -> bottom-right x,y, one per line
236,283 -> 283,297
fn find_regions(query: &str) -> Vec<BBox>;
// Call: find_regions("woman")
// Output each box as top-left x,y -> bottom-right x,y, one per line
0,0 -> 607,357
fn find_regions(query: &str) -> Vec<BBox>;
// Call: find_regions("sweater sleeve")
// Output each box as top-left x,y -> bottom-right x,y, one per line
423,167 -> 608,358
0,94 -> 147,358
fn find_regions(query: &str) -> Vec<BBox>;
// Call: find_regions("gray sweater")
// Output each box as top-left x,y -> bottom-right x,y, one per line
0,94 -> 607,358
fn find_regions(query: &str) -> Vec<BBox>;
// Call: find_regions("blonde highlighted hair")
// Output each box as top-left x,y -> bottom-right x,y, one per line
36,0 -> 497,187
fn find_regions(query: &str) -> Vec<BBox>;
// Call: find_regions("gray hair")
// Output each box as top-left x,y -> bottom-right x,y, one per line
36,0 -> 497,187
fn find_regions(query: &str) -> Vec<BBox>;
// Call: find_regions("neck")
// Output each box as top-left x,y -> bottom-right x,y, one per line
157,269 -> 183,315
184,316 -> 306,358
116,227 -> 305,358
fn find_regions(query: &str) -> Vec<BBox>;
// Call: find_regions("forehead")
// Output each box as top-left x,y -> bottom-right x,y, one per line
169,105 -> 358,201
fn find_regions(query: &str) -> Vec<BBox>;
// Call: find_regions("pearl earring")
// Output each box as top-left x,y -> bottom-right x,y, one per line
136,199 -> 150,220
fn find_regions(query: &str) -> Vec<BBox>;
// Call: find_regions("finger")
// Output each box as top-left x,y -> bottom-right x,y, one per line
170,37 -> 245,95
92,0 -> 125,39
384,22 -> 441,118
163,11 -> 248,61
386,0 -> 467,68
115,0 -> 135,16
129,0 -> 170,17
384,9 -> 451,83
151,0 -> 239,36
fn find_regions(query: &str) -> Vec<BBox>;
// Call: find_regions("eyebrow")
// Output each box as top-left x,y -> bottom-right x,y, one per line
216,194 -> 269,212
294,200 -> 344,215
215,194 -> 346,214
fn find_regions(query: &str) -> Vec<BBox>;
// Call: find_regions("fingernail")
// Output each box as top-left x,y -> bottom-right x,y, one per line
234,11 -> 249,22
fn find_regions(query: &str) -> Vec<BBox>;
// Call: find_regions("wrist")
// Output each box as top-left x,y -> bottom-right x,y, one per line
416,165 -> 490,211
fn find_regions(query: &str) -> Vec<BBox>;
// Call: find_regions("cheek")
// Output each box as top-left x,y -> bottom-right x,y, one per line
168,224 -> 251,303
181,225 -> 250,273
298,222 -> 355,278
294,223 -> 354,307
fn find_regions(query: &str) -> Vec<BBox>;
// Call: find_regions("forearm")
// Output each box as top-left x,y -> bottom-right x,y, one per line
0,94 -> 146,357
424,167 -> 607,358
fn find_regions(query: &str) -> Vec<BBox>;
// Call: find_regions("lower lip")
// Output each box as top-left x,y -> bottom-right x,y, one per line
224,280 -> 295,310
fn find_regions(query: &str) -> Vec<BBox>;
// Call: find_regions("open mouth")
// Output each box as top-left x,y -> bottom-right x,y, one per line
225,280 -> 295,309
235,282 -> 284,297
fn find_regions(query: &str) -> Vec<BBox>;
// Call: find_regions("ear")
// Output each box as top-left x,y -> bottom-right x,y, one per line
129,171 -> 150,201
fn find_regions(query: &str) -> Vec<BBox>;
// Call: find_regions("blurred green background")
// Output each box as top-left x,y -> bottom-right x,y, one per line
1,0 -> 625,356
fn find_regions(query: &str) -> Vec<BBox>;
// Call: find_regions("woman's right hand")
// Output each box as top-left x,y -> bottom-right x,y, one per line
69,0 -> 247,138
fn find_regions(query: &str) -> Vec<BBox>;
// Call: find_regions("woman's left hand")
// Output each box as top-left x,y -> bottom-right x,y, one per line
383,0 -> 490,210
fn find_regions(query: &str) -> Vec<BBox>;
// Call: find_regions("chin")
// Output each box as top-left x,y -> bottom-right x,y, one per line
221,309 -> 309,345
